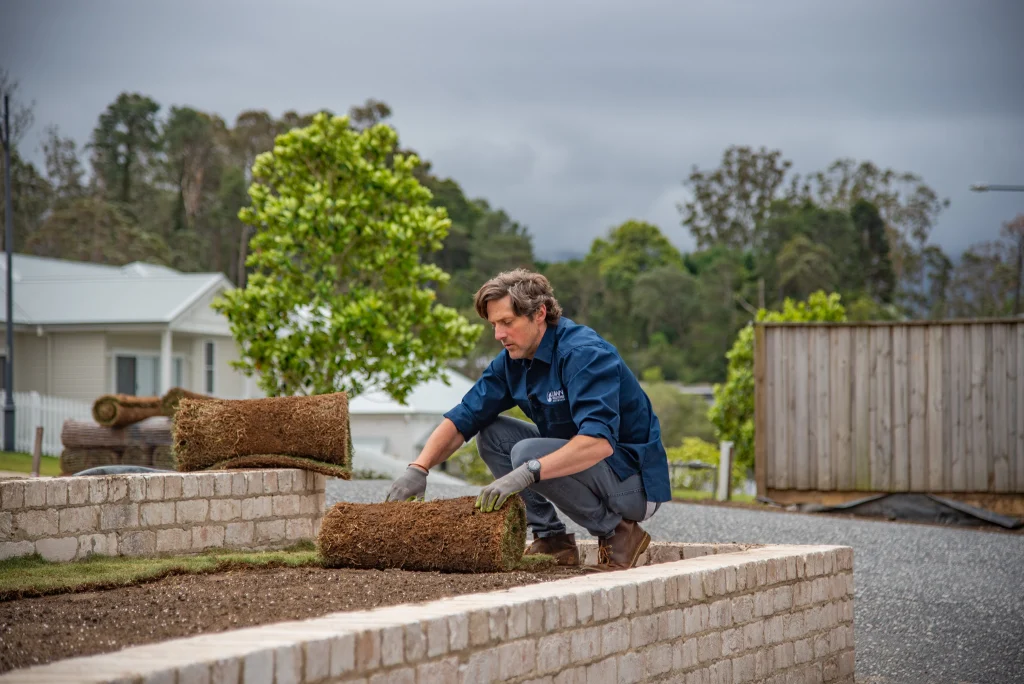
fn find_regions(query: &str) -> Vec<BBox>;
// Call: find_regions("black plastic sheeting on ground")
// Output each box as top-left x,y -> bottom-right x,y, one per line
783,493 -> 1023,530
72,465 -> 175,476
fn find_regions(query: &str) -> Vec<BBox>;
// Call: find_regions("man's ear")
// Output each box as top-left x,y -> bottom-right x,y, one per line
534,304 -> 547,324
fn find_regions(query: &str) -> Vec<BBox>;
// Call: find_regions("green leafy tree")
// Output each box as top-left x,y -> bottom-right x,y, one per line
88,92 -> 161,204
708,291 -> 847,476
213,113 -> 481,401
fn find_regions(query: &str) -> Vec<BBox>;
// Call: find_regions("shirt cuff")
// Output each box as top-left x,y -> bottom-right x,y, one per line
577,419 -> 616,452
443,404 -> 479,441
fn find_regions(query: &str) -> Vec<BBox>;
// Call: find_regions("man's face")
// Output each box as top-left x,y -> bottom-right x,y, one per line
487,295 -> 546,360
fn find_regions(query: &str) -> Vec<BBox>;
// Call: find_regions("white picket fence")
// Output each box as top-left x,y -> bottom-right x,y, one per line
0,392 -> 94,457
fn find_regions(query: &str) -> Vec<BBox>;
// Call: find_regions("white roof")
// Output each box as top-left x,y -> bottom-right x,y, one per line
348,369 -> 477,415
0,254 -> 232,326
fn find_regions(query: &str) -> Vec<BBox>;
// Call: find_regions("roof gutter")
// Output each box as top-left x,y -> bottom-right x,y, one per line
167,274 -> 235,329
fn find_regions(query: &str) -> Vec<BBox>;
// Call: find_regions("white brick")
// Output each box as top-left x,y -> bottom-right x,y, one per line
178,662 -> 212,684
209,499 -> 241,522
100,502 -> 138,530
225,521 -> 254,546
638,580 -> 654,611
272,471 -> 290,493
571,626 -> 602,663
45,479 -> 68,505
274,644 -> 302,684
559,594 -> 577,628
650,577 -> 667,608
773,641 -> 795,669
659,609 -> 684,641
554,666 -> 587,684
622,583 -> 639,614
606,586 -> 624,619
299,495 -> 319,516
141,502 -> 176,527
765,615 -> 784,644
795,637 -> 813,664
421,617 -> 447,658
601,618 -> 630,657
709,599 -> 732,628
684,604 -> 709,636
527,599 -> 546,635
417,656 -> 458,684
23,479 -> 47,507
507,602 -> 528,639
163,474 -> 183,500
712,657 -> 733,684
468,610 -> 489,646
1,481 -> 24,509
77,532 -> 117,558
733,652 -> 756,683
721,627 -> 742,656
380,625 -> 404,667
732,595 -> 754,624
242,496 -> 273,520
144,475 -> 165,501
784,612 -> 806,640
0,540 -> 33,560
743,621 -> 764,650
631,614 -> 659,648
755,647 -> 775,680
330,632 -> 356,677
67,478 -> 90,504
286,518 -> 313,540
403,624 -> 425,663
447,613 -> 469,651
182,474 -> 200,498
0,511 -> 11,539
644,643 -> 673,677
120,530 -> 157,556
157,528 -> 192,553
242,649 -> 273,684
576,590 -> 594,623
16,509 -> 59,537
697,632 -> 721,663
462,651 -> 498,682
618,650 -> 643,684
488,606 -> 508,641
262,471 -> 279,494
128,476 -> 147,502
177,499 -> 209,524
673,638 -> 698,670
538,633 -> 570,673
59,506 -> 98,534
304,638 -> 331,681
192,525 -> 225,549
498,639 -> 535,680
109,476 -> 131,502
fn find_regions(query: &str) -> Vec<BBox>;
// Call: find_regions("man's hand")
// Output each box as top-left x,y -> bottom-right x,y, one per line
475,464 -> 535,512
385,465 -> 427,502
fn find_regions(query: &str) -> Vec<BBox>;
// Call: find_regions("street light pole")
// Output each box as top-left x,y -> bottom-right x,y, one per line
2,94 -> 14,452
970,183 -> 1024,193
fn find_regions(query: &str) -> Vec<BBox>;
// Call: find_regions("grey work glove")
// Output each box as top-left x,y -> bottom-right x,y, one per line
475,464 -> 535,512
385,465 -> 427,502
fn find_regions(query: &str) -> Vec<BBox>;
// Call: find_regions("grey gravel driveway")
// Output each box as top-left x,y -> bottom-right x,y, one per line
327,479 -> 1024,684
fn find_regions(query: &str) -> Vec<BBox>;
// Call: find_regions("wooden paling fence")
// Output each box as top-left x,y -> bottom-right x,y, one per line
754,320 -> 1024,495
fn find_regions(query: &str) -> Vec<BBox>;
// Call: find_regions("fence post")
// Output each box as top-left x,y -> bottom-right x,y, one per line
716,441 -> 734,501
31,426 -> 42,477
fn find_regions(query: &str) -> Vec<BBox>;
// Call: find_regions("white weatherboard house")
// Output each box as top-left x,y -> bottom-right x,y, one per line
0,253 -> 253,403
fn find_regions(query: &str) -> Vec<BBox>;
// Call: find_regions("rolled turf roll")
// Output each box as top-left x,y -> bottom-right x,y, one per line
61,416 -> 172,450
172,393 -> 353,479
60,448 -> 120,475
92,394 -> 164,428
161,387 -> 212,417
152,445 -> 177,471
317,495 -> 527,573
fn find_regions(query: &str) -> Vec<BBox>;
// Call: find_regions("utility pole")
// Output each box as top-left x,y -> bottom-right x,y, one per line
2,94 -> 14,451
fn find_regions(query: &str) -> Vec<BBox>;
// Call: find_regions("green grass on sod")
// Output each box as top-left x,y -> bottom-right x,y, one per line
0,451 -> 62,477
0,540 -> 322,601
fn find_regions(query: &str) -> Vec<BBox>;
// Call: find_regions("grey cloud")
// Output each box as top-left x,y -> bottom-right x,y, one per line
2,0 -> 1022,261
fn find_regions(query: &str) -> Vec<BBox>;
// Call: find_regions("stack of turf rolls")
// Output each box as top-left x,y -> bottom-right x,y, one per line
317,496 -> 528,573
59,417 -> 174,474
171,392 -> 353,479
91,387 -> 214,428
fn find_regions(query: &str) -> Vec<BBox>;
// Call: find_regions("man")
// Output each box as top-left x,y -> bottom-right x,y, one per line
385,269 -> 670,571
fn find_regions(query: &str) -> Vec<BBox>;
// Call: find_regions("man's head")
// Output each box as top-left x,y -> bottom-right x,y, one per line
474,269 -> 563,360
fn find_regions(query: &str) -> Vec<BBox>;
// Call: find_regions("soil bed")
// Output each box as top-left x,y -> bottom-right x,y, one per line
0,564 -> 581,674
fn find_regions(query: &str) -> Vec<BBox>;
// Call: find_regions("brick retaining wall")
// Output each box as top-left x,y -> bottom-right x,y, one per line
0,542 -> 855,683
0,469 -> 326,561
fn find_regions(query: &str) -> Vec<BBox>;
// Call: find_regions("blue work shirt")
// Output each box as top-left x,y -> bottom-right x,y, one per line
443,316 -> 672,503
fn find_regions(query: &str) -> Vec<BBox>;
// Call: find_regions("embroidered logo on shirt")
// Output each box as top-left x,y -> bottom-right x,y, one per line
547,389 -> 566,403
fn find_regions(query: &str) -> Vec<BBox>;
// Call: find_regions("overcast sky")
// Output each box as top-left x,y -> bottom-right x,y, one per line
2,0 -> 1022,261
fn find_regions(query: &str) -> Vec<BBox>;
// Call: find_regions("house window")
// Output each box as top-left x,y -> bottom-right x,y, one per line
204,342 -> 215,394
115,354 -> 184,396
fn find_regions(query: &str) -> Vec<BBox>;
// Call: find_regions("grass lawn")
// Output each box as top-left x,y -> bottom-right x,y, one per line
0,541 -> 322,600
0,450 -> 62,477
672,488 -> 758,504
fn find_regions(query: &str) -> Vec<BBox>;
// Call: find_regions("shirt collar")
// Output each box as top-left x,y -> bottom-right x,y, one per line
529,319 -> 559,365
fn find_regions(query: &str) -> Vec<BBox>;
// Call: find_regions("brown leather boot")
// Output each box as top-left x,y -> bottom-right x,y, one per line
525,532 -> 579,566
584,519 -> 651,572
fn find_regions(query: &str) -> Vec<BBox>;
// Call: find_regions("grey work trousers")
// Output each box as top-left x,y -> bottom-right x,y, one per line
475,416 -> 657,538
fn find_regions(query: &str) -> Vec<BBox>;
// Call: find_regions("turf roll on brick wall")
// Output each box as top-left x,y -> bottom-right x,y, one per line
172,393 -> 353,479
317,495 -> 528,572
160,387 -> 212,417
92,394 -> 164,428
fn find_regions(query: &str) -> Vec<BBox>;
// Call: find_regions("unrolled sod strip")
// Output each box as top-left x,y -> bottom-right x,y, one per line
172,393 -> 353,478
317,495 -> 528,573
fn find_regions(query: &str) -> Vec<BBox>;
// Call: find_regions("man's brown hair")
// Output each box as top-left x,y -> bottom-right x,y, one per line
474,268 -> 563,325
